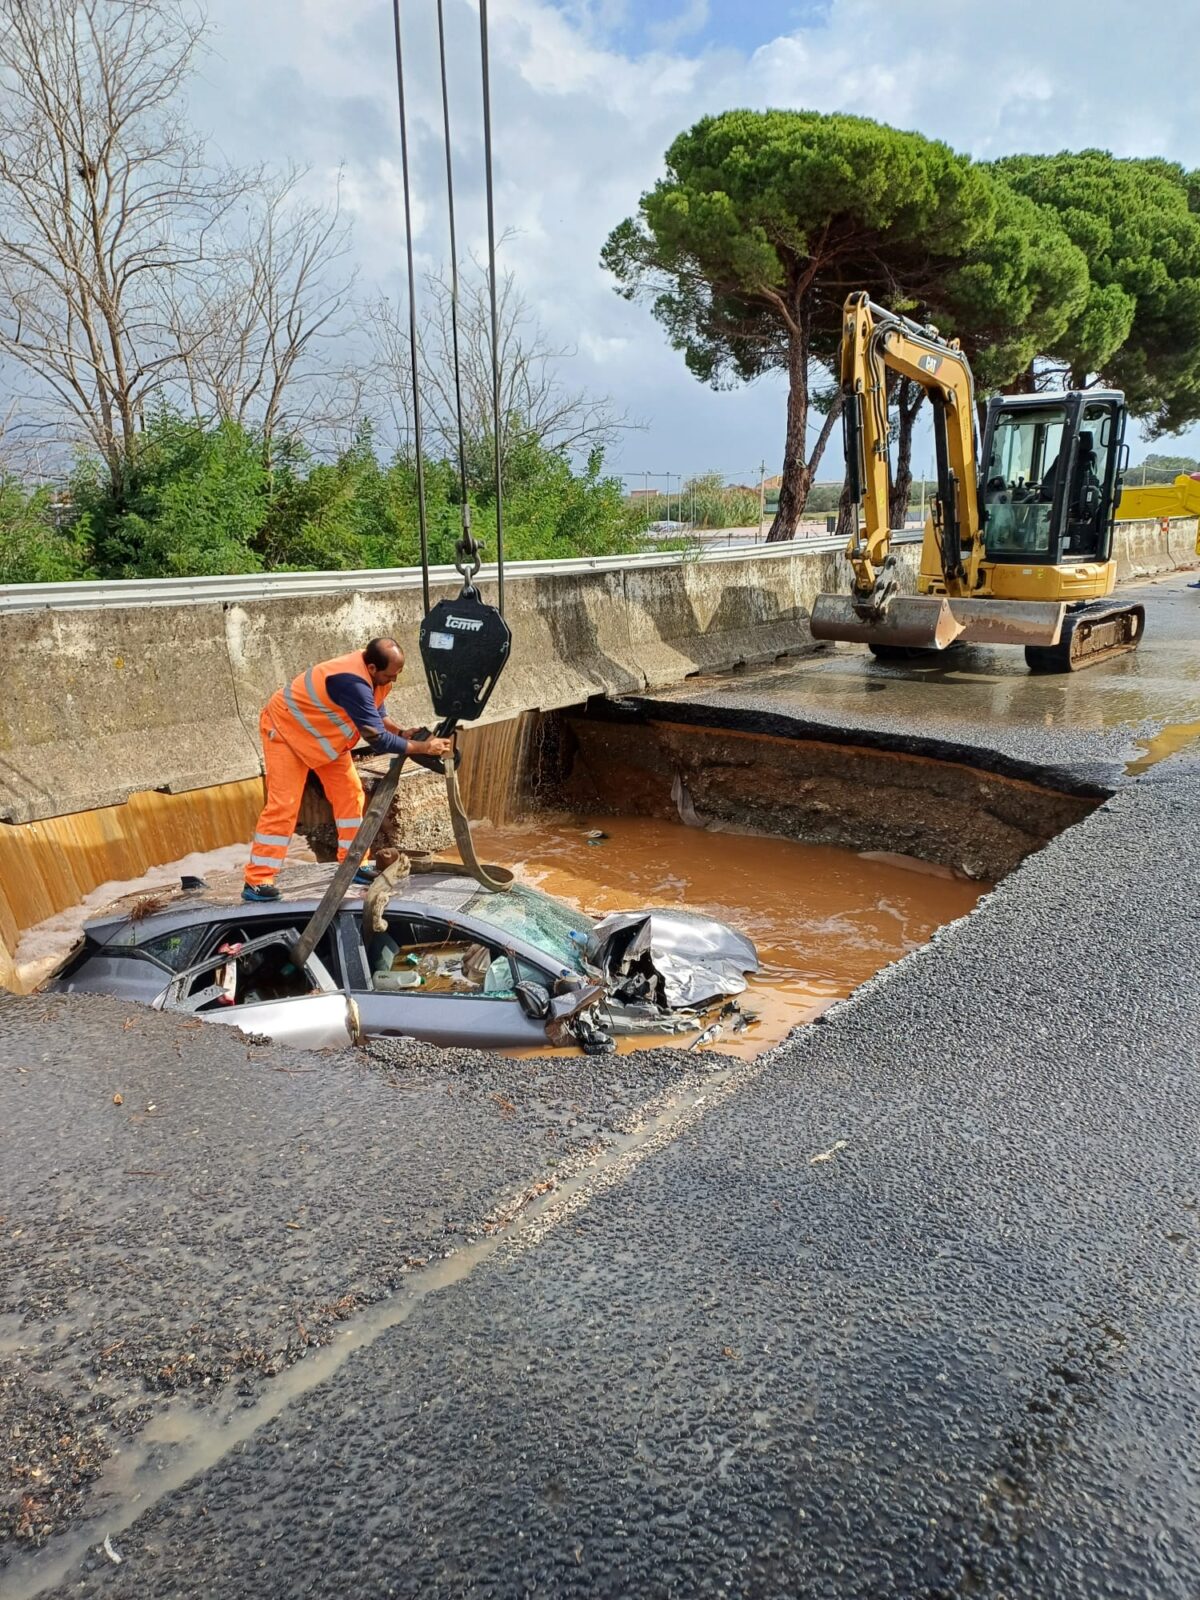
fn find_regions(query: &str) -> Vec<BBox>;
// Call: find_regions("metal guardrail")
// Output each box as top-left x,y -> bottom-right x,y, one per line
0,531 -> 922,613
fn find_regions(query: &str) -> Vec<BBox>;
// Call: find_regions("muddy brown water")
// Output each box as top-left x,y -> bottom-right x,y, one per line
1125,715 -> 1200,774
468,813 -> 988,1059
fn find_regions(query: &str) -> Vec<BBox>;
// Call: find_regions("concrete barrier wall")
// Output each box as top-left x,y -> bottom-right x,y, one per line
1113,516 -> 1198,581
0,546 -> 906,827
0,524 -> 1186,830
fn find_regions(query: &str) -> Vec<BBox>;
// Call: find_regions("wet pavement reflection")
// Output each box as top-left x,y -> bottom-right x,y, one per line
652,572 -> 1200,784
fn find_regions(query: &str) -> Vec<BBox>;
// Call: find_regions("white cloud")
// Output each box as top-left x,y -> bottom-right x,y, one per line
190,0 -> 1200,477
648,0 -> 711,49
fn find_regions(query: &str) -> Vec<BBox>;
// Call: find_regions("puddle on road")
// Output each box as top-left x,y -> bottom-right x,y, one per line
1125,717 -> 1200,775
467,813 -> 987,1059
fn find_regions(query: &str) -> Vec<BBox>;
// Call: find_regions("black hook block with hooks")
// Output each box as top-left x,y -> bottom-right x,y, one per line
418,586 -> 512,728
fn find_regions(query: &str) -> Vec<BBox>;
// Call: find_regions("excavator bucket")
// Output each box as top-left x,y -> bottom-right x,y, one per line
809,594 -> 1067,653
809,594 -> 964,651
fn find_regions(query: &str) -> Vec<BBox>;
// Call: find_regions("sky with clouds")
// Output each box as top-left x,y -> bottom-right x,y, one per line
188,0 -> 1200,485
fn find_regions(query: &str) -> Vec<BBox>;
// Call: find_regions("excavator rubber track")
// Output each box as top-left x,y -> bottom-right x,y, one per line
1024,598 -> 1146,673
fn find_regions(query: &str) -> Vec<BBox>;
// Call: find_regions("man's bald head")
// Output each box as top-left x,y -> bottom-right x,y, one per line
364,636 -> 405,686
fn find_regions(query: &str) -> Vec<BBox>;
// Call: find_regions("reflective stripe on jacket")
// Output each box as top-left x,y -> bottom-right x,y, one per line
265,652 -> 388,769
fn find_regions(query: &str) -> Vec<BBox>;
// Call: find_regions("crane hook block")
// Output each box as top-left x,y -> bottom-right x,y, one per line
418,589 -> 512,725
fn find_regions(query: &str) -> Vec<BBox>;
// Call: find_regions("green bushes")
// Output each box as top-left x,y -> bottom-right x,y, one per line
0,479 -> 88,584
0,413 -> 645,584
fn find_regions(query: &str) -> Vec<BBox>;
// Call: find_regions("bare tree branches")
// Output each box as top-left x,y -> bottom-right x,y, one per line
176,167 -> 358,456
0,0 -> 230,487
0,1 -> 359,491
367,253 -> 633,479
0,3 -> 628,496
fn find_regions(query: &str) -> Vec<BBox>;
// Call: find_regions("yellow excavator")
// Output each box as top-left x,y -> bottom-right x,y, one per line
810,293 -> 1146,671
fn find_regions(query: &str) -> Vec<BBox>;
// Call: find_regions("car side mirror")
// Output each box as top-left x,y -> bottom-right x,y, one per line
515,980 -> 551,1021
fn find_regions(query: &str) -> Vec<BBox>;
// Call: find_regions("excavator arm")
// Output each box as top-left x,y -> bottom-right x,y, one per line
1116,473 -> 1200,533
840,291 -> 983,607
811,291 -> 1077,656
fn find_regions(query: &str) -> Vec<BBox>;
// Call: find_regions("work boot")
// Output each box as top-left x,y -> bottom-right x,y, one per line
242,882 -> 282,902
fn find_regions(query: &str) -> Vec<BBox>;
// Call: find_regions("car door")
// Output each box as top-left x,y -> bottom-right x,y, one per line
349,909 -> 554,1049
154,931 -> 359,1049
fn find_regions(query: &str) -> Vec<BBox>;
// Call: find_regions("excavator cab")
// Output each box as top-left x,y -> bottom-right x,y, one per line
976,392 -> 1126,569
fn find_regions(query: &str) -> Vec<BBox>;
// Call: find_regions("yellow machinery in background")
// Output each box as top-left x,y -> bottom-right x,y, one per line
1116,473 -> 1200,559
810,293 -> 1146,671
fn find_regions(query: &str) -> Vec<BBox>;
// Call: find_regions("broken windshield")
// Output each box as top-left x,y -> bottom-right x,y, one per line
463,883 -> 594,971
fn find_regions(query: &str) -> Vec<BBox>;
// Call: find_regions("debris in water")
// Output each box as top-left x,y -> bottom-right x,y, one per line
128,893 -> 171,922
671,771 -> 703,828
102,1534 -> 122,1565
809,1139 -> 848,1165
690,1021 -> 723,1051
584,828 -> 608,843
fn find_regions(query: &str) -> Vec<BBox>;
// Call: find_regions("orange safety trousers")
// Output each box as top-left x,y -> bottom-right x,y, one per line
245,709 -> 366,886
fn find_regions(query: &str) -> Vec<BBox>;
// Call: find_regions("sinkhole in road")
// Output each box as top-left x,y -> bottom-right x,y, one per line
5,700 -> 1102,1054
452,702 -> 1102,1057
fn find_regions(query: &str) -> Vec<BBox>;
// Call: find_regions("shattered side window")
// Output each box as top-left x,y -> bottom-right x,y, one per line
139,923 -> 214,972
463,884 -> 593,972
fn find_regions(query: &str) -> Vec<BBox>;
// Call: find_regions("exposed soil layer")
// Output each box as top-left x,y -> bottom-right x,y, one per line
549,710 -> 1098,881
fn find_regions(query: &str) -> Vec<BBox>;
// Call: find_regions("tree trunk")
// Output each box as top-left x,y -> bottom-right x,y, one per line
766,303 -> 811,541
889,379 -> 923,530
808,388 -> 845,485
834,478 -> 855,541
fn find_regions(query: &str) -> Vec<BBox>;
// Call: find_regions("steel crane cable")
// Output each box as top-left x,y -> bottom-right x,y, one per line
389,0 -> 431,615
478,0 -> 505,614
434,0 -> 483,595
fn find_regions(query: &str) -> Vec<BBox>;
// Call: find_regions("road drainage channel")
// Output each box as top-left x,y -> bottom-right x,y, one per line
3,1061 -> 759,1600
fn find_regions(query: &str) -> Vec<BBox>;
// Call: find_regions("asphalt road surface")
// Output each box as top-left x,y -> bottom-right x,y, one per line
2,571 -> 1198,1599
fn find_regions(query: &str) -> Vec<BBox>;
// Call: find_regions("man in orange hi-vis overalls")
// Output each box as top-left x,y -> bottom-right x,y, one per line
242,637 -> 453,902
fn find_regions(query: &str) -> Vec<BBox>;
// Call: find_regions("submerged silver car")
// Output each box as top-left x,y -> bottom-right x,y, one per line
50,863 -> 759,1053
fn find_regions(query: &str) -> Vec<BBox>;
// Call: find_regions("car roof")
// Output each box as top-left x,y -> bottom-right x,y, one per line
83,862 -> 489,943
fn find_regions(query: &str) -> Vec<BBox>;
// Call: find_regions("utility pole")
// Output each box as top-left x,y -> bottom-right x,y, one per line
757,459 -> 766,542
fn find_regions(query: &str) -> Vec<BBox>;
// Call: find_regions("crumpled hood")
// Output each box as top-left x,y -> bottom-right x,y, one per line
586,909 -> 759,1010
